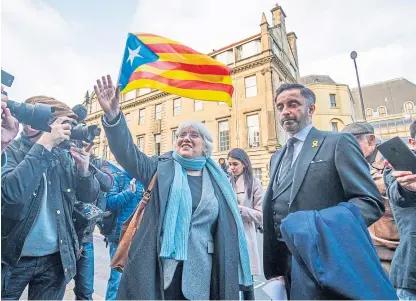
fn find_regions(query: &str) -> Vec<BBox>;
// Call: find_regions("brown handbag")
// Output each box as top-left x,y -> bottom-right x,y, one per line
110,173 -> 157,272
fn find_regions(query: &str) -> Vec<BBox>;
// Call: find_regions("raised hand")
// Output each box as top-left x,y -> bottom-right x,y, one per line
94,75 -> 121,122
1,86 -> 19,153
70,146 -> 91,177
37,116 -> 72,151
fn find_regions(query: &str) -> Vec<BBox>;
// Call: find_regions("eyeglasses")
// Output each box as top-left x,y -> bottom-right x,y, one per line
178,131 -> 200,139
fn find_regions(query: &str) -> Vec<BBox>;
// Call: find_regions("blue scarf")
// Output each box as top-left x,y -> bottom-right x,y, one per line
160,152 -> 253,287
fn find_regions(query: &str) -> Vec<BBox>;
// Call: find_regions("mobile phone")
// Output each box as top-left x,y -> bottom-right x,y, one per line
377,137 -> 416,173
1,70 -> 15,87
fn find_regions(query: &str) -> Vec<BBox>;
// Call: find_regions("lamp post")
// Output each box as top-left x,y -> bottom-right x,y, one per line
350,51 -> 366,121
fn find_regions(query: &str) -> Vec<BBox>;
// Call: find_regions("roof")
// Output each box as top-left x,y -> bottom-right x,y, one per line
300,75 -> 337,86
350,77 -> 416,115
208,33 -> 261,56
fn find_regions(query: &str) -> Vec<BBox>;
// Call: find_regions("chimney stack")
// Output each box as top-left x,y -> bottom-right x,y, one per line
287,32 -> 298,65
271,3 -> 286,26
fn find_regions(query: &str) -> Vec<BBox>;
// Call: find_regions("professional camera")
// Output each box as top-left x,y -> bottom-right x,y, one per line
2,69 -> 56,132
58,120 -> 101,149
69,123 -> 101,143
6,99 -> 56,132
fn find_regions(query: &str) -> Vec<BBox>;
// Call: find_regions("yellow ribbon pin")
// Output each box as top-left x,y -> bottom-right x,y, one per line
312,140 -> 318,148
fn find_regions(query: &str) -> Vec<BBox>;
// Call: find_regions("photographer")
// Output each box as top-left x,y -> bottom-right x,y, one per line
1,85 -> 19,163
384,121 -> 416,300
1,96 -> 100,300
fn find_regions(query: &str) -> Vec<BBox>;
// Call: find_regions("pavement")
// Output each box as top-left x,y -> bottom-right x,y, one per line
21,228 -> 272,300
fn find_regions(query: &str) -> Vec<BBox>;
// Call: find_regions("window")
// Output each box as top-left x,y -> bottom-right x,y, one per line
330,94 -> 337,108
218,120 -> 230,152
172,130 -> 178,150
139,109 -> 145,125
173,98 -> 181,116
194,100 -> 203,111
331,122 -> 339,132
124,90 -> 136,101
271,40 -> 282,59
365,108 -> 374,118
237,40 -> 260,60
155,104 -> 162,120
125,113 -> 131,125
214,50 -> 234,65
138,88 -> 151,96
137,136 -> 144,151
404,101 -> 415,113
91,101 -> 97,113
247,114 -> 260,148
102,145 -> 108,160
253,168 -> 262,181
378,106 -> 387,117
154,134 -> 161,156
245,75 -> 257,98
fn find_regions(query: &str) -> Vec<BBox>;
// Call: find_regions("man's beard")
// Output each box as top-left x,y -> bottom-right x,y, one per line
280,114 -> 309,134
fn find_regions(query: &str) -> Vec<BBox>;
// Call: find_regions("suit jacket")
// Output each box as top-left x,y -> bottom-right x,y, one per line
102,113 -> 242,300
384,166 -> 416,290
263,127 -> 384,279
280,202 -> 397,300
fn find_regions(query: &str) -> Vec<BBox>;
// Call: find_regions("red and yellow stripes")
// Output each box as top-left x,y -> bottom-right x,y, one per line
124,33 -> 233,106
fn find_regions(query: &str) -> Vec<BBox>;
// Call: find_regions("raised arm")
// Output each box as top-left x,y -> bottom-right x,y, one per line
94,75 -> 158,187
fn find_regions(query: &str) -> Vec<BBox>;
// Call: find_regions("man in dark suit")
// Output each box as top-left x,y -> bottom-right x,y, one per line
263,83 -> 384,298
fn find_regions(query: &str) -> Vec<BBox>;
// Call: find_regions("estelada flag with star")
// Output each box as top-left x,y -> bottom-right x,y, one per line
118,33 -> 234,106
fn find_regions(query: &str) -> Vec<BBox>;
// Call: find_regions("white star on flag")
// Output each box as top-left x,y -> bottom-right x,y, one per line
126,45 -> 143,66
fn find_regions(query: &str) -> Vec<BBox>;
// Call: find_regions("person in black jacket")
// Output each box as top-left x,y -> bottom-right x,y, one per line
384,121 -> 416,300
1,96 -> 100,300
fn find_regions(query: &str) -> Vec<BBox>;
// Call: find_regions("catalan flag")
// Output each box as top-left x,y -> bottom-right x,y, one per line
118,33 -> 234,106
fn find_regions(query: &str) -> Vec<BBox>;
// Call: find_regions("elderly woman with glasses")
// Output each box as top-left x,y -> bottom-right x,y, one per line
94,75 -> 253,300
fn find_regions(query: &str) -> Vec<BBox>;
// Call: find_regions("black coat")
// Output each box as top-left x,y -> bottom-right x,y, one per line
102,113 -> 244,300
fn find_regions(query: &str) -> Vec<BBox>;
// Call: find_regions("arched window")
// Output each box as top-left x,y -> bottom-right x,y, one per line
377,106 -> 387,117
365,108 -> 374,118
330,118 -> 345,132
404,101 -> 414,113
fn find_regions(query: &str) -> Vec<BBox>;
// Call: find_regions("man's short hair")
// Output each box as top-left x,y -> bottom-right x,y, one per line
275,83 -> 316,106
410,120 -> 416,139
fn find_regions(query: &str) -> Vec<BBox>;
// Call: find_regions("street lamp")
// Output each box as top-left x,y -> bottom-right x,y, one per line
350,51 -> 366,121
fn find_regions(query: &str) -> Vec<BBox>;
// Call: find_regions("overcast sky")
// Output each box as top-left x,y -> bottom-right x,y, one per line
2,0 -> 415,107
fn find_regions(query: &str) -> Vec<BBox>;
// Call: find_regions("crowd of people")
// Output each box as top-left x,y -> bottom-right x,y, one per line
1,76 -> 415,300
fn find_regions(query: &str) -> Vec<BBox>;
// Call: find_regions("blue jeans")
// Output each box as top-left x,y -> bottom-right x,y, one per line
73,242 -> 94,300
397,288 -> 416,300
105,242 -> 122,300
1,252 -> 66,300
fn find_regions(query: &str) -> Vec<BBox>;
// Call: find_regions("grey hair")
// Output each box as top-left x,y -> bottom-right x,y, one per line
176,121 -> 214,157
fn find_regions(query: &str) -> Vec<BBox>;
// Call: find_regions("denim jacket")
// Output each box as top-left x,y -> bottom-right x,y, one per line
1,136 -> 100,283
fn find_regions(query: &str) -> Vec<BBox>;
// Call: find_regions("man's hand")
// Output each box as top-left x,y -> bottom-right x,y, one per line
391,171 -> 416,192
37,117 -> 72,151
70,147 -> 91,177
1,86 -> 19,153
94,75 -> 120,122
385,160 -> 416,192
130,178 -> 136,193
